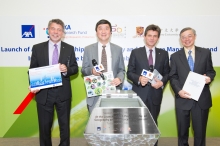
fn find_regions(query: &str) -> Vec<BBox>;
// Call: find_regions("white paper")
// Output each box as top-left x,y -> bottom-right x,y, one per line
29,64 -> 62,91
149,69 -> 163,84
182,71 -> 206,101
83,71 -> 116,97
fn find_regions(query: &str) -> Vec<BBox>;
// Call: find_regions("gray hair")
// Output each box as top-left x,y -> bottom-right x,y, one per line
48,19 -> 65,31
179,27 -> 196,36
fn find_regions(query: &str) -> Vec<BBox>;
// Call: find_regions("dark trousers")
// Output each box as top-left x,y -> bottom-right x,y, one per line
37,88 -> 71,146
145,96 -> 161,125
176,101 -> 209,146
144,95 -> 161,146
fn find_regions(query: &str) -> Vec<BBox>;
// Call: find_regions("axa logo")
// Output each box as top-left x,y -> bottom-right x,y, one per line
21,25 -> 35,38
65,25 -> 71,30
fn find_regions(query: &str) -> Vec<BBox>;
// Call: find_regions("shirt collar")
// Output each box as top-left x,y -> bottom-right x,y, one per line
184,46 -> 195,54
145,46 -> 155,52
49,40 -> 61,47
98,42 -> 110,48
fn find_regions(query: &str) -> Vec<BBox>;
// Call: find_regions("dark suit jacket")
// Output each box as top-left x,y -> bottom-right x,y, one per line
169,46 -> 216,110
127,47 -> 170,105
29,41 -> 78,105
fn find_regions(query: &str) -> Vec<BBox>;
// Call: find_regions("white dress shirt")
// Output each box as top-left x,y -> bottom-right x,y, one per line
145,46 -> 156,66
49,40 -> 61,65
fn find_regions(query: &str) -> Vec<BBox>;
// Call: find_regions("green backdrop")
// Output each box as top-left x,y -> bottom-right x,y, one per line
0,67 -> 219,137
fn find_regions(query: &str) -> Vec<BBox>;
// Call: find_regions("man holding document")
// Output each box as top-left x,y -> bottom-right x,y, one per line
29,19 -> 78,146
169,27 -> 216,146
81,19 -> 125,114
127,24 -> 170,143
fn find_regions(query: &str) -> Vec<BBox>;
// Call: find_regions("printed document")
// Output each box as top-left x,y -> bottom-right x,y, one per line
182,71 -> 206,101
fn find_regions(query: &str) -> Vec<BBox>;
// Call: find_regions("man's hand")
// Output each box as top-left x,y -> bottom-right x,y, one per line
60,63 -> 67,73
178,90 -> 191,99
28,86 -> 40,94
151,77 -> 163,89
139,76 -> 149,86
204,74 -> 211,84
111,78 -> 121,86
92,68 -> 102,76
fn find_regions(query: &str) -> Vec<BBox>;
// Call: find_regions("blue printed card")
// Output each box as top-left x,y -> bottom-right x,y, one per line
29,64 -> 62,90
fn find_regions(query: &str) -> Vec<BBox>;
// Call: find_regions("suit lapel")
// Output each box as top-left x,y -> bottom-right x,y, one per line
110,43 -> 116,70
194,46 -> 202,72
139,47 -> 149,69
179,48 -> 191,71
93,43 -> 99,62
154,48 -> 160,69
59,42 -> 66,63
44,41 -> 49,65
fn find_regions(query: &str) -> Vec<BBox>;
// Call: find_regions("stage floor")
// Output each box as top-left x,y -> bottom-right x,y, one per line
0,137 -> 220,146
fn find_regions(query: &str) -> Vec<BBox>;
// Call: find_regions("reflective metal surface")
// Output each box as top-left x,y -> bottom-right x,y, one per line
100,98 -> 142,107
84,134 -> 159,146
102,90 -> 137,98
84,90 -> 160,146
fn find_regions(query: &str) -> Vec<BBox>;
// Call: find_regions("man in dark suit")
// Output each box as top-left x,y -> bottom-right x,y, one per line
127,24 -> 170,146
169,27 -> 216,146
29,19 -> 78,146
81,19 -> 125,114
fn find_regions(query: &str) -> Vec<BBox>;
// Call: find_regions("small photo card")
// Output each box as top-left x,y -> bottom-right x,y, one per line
141,69 -> 154,80
94,64 -> 105,72
83,71 -> 116,97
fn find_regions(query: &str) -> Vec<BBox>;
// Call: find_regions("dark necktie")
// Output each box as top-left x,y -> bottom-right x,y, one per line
101,45 -> 107,72
148,49 -> 153,66
52,44 -> 58,65
188,50 -> 194,71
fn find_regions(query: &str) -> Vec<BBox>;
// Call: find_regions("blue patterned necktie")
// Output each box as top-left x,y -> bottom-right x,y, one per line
52,44 -> 58,65
188,50 -> 194,71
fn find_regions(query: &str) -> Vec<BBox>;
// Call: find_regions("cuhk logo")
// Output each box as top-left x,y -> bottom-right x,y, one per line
21,25 -> 35,38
